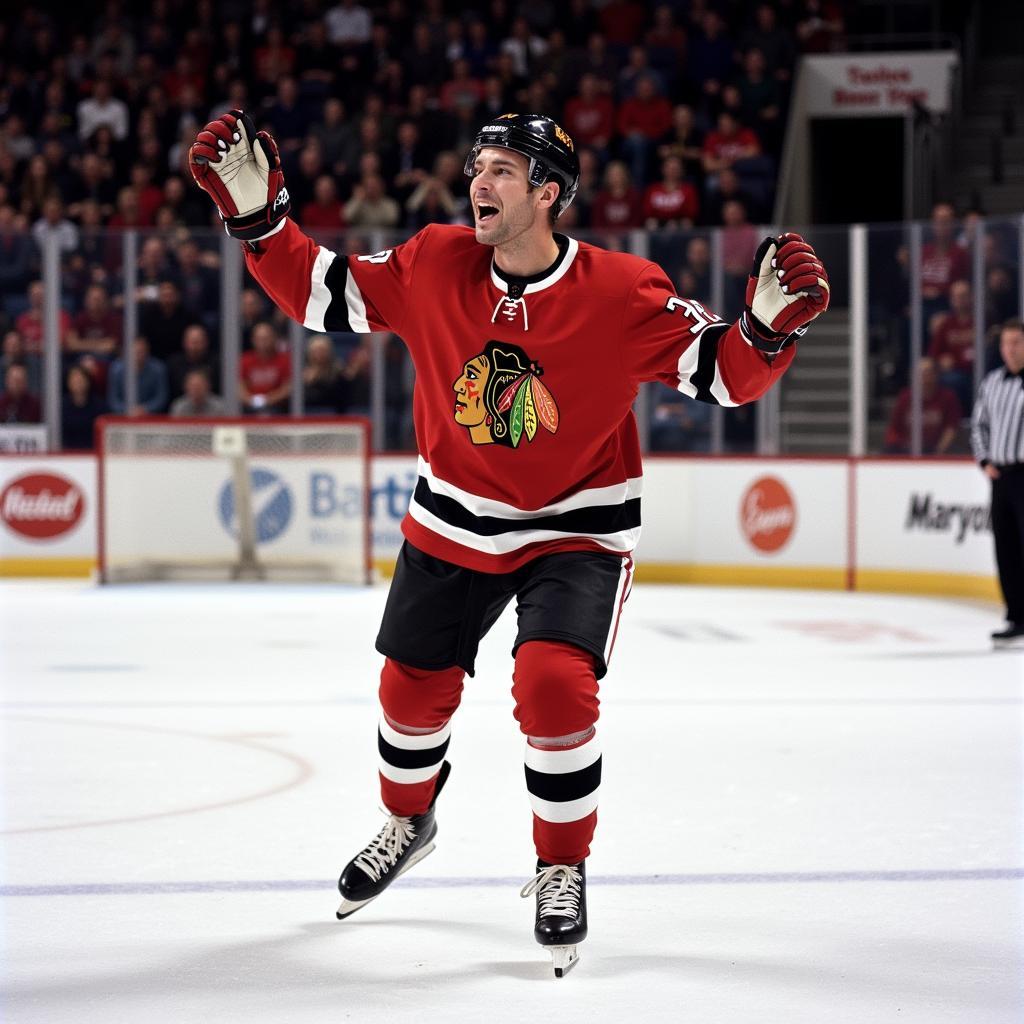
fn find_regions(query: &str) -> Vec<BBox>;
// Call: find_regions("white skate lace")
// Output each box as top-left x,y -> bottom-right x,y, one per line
490,294 -> 530,331
353,814 -> 416,882
519,864 -> 582,918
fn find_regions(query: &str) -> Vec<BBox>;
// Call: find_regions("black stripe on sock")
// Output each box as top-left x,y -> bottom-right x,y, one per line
322,256 -> 354,332
378,730 -> 450,771
524,755 -> 602,804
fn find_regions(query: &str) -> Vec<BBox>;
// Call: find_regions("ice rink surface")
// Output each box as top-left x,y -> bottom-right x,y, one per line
1,579 -> 1022,1023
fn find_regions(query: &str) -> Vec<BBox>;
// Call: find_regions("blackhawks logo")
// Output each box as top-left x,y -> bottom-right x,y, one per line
453,341 -> 559,447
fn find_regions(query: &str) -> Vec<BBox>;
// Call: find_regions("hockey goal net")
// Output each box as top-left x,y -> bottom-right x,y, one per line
97,417 -> 371,584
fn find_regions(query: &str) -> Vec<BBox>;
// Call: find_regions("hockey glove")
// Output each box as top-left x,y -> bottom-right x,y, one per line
188,109 -> 291,242
742,232 -> 830,354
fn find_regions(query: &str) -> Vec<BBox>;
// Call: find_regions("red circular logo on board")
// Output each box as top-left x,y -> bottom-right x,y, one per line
740,475 -> 796,553
0,472 -> 85,539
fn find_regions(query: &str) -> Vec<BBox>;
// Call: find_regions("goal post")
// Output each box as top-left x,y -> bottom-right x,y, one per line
96,416 -> 372,584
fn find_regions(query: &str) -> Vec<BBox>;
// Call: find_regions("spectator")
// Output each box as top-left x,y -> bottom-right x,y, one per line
65,152 -> 118,220
702,166 -> 762,225
32,195 -> 79,255
167,324 -> 219,401
884,358 -> 962,455
643,155 -> 699,229
563,74 -> 615,158
71,283 -> 121,362
0,204 -> 32,295
326,0 -> 373,48
678,236 -> 712,303
128,163 -> 165,226
688,10 -> 735,103
440,60 -> 485,117
929,279 -> 976,411
240,321 -> 291,414
500,16 -> 548,79
344,174 -> 401,228
405,172 -> 459,229
590,161 -> 643,231
735,48 -> 782,152
175,239 -> 220,323
796,0 -> 846,54
108,337 -> 169,415
76,79 -> 130,143
17,154 -> 57,219
390,121 -> 431,205
61,363 -> 107,450
645,5 -> 688,94
301,175 -> 347,231
303,335 -> 347,413
15,280 -> 73,354
721,199 -> 758,315
312,98 -> 357,178
657,105 -> 704,184
297,20 -> 339,93
263,77 -> 307,157
702,111 -> 761,183
0,363 -> 42,424
616,74 -> 673,186
139,281 -> 197,362
618,45 -> 665,100
650,389 -> 712,452
740,3 -> 797,81
1,331 -> 40,393
920,201 -> 969,325
170,368 -> 226,417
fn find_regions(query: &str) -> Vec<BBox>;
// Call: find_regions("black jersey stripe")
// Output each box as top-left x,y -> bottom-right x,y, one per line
689,323 -> 730,406
524,756 -> 602,804
378,730 -> 450,770
412,479 -> 641,538
322,256 -> 354,332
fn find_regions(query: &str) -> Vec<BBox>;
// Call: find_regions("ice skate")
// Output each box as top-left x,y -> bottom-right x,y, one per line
336,761 -> 450,920
520,859 -> 587,977
991,623 -> 1024,649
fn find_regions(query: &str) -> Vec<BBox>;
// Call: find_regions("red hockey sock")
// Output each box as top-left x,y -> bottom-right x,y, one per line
513,641 -> 601,864
377,658 -> 464,817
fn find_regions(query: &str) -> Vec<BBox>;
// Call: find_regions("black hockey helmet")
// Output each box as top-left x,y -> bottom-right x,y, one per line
464,113 -> 580,218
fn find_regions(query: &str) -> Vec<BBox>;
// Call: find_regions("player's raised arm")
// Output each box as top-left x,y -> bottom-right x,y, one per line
189,109 -> 422,336
624,232 -> 829,406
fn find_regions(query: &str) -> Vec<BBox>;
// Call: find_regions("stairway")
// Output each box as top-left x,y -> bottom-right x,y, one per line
778,309 -> 851,454
951,55 -> 1024,216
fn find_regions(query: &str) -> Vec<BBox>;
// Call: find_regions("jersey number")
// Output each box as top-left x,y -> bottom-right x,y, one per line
665,296 -> 720,334
357,250 -> 394,264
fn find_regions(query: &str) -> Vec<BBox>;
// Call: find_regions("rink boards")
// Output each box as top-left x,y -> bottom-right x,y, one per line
0,453 -> 998,600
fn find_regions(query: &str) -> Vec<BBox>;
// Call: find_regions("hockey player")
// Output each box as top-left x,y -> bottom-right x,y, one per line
189,111 -> 829,976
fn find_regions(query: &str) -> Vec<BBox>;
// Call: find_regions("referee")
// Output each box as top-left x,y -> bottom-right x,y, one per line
971,319 -> 1024,646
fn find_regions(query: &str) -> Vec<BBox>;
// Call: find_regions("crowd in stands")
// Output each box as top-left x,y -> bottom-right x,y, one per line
2,0 -> 1016,457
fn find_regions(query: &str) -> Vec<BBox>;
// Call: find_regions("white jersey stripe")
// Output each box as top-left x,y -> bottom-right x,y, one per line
303,246 -> 337,332
417,457 -> 642,519
344,265 -> 371,333
406,496 -> 641,555
378,761 -> 444,785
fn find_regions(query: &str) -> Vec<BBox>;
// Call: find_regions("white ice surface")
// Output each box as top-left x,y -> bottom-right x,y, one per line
1,580 -> 1021,1023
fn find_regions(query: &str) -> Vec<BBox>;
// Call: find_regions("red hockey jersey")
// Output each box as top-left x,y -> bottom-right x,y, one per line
245,220 -> 795,573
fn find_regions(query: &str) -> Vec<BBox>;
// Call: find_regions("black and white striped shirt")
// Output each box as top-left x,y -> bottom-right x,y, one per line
971,367 -> 1024,466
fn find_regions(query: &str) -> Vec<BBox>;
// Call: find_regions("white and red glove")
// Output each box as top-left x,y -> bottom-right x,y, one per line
742,232 -> 830,353
188,109 -> 290,242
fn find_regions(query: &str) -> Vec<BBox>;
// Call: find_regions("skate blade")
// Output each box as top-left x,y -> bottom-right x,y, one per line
335,841 -> 436,920
993,636 -> 1024,649
549,945 -> 579,978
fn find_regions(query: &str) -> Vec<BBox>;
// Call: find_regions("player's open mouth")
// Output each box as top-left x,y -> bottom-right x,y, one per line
476,203 -> 499,225
454,399 -> 467,412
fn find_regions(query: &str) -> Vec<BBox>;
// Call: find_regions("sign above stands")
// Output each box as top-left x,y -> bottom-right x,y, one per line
803,51 -> 959,116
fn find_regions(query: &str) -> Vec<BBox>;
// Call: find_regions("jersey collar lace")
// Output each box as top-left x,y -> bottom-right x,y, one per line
489,234 -> 579,332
